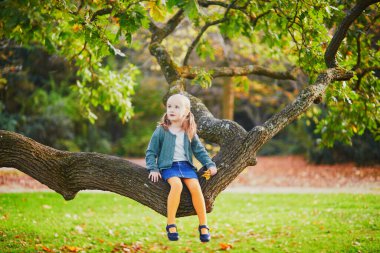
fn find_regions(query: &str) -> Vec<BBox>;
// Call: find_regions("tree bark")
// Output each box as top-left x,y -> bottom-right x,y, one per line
179,65 -> 297,80
0,130 -> 196,217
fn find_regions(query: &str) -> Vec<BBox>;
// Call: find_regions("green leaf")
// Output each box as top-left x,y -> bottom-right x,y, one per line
44,37 -> 55,52
191,68 -> 213,88
195,39 -> 215,61
183,0 -> 200,20
167,0 -> 181,11
148,1 -> 166,22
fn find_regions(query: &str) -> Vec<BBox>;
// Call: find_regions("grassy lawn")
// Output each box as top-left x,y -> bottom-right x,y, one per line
0,192 -> 379,253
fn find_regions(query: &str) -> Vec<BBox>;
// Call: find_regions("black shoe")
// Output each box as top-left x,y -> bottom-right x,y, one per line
198,225 -> 211,242
166,224 -> 179,241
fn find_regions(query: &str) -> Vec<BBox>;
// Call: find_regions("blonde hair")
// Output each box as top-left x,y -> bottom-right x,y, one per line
158,94 -> 197,142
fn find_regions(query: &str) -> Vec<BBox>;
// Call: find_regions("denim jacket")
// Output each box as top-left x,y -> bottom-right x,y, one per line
145,125 -> 216,172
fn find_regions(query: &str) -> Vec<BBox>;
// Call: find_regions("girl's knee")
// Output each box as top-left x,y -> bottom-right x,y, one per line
172,182 -> 183,192
168,178 -> 183,191
189,184 -> 202,194
185,179 -> 202,192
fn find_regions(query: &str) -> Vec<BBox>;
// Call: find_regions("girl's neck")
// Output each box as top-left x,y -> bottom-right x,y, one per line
170,120 -> 184,129
168,125 -> 184,135
169,124 -> 183,130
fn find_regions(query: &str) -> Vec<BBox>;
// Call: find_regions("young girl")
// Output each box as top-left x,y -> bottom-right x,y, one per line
145,93 -> 217,242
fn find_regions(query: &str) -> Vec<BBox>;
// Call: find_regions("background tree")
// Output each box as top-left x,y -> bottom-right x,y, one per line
0,0 -> 379,216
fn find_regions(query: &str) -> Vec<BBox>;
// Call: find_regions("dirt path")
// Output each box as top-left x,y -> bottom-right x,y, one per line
1,156 -> 380,193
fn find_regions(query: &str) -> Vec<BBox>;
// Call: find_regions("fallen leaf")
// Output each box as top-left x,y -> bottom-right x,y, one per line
132,241 -> 143,251
61,245 -> 83,252
38,245 -> 53,252
43,246 -> 52,252
184,247 -> 192,253
220,242 -> 233,250
112,242 -> 131,252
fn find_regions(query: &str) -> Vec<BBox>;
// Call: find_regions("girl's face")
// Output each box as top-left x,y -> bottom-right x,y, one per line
166,96 -> 189,123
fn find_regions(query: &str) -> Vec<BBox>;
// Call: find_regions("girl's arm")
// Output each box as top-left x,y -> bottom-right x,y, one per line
145,126 -> 161,173
191,134 -> 216,169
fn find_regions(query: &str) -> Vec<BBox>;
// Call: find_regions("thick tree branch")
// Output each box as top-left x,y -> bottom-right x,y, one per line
0,123 -> 249,217
324,0 -> 380,68
0,130 -> 205,217
150,9 -> 185,43
148,11 -> 186,84
185,92 -> 247,145
149,43 -> 181,84
179,65 -> 297,80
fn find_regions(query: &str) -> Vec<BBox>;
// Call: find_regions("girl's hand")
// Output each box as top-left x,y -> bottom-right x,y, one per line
209,167 -> 218,176
201,167 -> 217,180
149,171 -> 162,182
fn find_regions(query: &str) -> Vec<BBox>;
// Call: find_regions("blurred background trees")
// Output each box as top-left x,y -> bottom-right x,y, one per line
0,0 -> 379,165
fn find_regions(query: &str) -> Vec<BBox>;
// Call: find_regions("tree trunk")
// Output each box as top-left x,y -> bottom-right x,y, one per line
222,79 -> 234,120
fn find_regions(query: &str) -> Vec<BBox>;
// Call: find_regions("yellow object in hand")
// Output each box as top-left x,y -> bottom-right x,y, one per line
202,169 -> 211,180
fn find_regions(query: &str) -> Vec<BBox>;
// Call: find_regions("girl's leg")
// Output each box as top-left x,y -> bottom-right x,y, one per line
167,177 -> 183,233
182,178 -> 208,234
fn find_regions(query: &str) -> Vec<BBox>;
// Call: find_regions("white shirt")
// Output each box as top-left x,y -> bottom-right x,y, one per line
171,130 -> 188,162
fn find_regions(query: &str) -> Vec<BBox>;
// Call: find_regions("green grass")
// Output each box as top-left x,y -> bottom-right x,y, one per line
0,192 -> 379,253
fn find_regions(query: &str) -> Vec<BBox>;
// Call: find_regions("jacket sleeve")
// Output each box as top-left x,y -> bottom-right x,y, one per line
145,126 -> 161,172
191,134 -> 216,169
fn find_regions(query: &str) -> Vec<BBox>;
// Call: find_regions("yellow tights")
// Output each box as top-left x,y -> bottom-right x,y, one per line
167,177 -> 209,234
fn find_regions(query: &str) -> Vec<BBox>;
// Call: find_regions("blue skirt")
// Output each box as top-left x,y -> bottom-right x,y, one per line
161,161 -> 198,181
